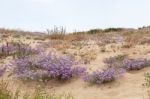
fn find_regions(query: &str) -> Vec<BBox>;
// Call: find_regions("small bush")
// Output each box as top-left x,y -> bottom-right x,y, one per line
123,58 -> 150,70
104,55 -> 127,64
12,52 -> 85,81
104,54 -> 127,69
46,26 -> 66,40
0,42 -> 42,59
32,87 -> 73,99
144,73 -> 150,87
144,73 -> 150,99
103,28 -> 123,32
104,55 -> 150,71
0,80 -> 22,99
0,80 -> 12,99
0,80 -> 74,99
123,33 -> 143,47
83,68 -> 124,84
87,29 -> 102,34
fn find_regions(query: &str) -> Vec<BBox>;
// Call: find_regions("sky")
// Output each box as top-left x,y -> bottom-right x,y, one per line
0,0 -> 150,32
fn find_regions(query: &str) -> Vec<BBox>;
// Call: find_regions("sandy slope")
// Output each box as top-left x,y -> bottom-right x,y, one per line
49,45 -> 150,99
50,68 -> 148,99
1,38 -> 150,99
5,66 -> 149,99
48,44 -> 150,99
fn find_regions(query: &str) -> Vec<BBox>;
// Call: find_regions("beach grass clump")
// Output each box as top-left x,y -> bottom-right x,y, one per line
0,80 -> 12,99
32,87 -> 73,99
0,79 -> 74,99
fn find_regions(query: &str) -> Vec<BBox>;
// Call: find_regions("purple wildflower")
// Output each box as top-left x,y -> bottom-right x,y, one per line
0,42 -> 42,59
83,68 -> 118,84
12,52 -> 85,81
123,58 -> 150,70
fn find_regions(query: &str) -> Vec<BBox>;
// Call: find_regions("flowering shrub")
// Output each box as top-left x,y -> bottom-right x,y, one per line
88,55 -> 150,85
104,55 -> 150,71
123,58 -> 150,70
0,42 -> 42,58
14,44 -> 42,59
83,68 -> 124,84
12,52 -> 85,81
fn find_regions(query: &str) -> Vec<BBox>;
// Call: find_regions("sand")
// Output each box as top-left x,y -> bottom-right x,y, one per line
1,35 -> 150,99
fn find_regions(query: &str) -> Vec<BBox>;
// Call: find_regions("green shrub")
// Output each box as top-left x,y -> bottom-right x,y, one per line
32,87 -> 73,99
103,28 -> 123,32
0,80 -> 12,99
144,73 -> 150,99
0,80 -> 74,99
87,29 -> 102,34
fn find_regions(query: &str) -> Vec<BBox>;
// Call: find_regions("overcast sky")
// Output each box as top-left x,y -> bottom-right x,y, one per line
0,0 -> 150,32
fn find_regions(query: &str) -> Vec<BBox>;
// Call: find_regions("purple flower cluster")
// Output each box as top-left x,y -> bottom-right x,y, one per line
84,55 -> 150,85
83,68 -> 117,84
123,58 -> 150,70
0,42 -> 42,58
104,55 -> 150,71
12,52 -> 85,81
14,44 -> 42,58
